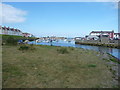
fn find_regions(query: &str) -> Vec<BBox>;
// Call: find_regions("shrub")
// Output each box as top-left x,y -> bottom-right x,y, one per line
19,45 -> 29,51
109,58 -> 120,64
29,44 -> 36,50
18,44 -> 36,52
6,36 -> 17,45
88,64 -> 96,67
57,47 -> 69,54
68,47 -> 75,51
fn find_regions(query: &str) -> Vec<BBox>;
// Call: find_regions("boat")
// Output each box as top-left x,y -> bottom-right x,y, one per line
68,40 -> 71,42
35,39 -> 41,43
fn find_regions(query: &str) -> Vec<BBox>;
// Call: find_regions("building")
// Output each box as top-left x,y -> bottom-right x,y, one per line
0,26 -> 34,37
0,26 -> 23,36
22,33 -> 34,37
114,33 -> 120,39
90,30 -> 114,39
85,35 -> 99,40
100,35 -> 110,43
75,37 -> 82,40
75,37 -> 86,41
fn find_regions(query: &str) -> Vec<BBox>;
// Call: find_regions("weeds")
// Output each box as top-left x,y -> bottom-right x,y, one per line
110,58 -> 120,64
57,47 -> 69,54
19,45 -> 29,51
18,44 -> 36,52
68,47 -> 75,51
5,36 -> 17,45
88,64 -> 97,67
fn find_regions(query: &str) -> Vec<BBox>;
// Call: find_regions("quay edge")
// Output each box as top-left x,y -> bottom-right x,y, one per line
75,41 -> 120,49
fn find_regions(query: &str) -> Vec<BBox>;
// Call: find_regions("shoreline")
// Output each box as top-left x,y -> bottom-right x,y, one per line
75,41 -> 120,49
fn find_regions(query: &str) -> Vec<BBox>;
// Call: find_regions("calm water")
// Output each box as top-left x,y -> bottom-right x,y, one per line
28,40 -> 120,60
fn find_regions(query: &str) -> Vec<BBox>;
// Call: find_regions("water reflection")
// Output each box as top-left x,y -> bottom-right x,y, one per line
75,44 -> 120,60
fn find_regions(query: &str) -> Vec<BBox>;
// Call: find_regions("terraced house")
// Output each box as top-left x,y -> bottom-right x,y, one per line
0,26 -> 23,36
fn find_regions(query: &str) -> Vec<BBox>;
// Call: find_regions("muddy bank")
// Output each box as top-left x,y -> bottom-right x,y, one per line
98,52 -> 120,87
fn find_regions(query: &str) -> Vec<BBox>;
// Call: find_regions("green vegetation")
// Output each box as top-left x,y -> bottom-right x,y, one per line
68,47 -> 75,51
109,58 -> 120,64
6,36 -> 18,45
1,34 -> 36,45
18,44 -> 36,52
2,45 -> 118,88
106,53 -> 120,64
1,34 -> 36,40
57,47 -> 69,54
88,64 -> 97,68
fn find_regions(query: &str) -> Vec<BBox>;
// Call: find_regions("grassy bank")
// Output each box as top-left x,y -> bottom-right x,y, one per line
2,45 -> 119,88
1,34 -> 35,40
1,34 -> 37,45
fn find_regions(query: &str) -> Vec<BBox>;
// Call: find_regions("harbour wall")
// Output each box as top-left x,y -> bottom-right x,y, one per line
75,40 -> 120,49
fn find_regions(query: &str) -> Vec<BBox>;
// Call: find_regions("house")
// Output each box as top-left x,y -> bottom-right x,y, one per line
85,35 -> 99,40
0,26 -> 23,36
114,33 -> 120,39
90,30 -> 114,39
75,37 -> 86,41
75,37 -> 82,40
100,35 -> 110,43
75,37 -> 86,40
22,33 -> 33,37
0,26 -> 34,37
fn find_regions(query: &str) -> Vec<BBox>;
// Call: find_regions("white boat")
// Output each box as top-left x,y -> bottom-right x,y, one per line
68,40 -> 71,42
45,40 -> 50,43
35,39 -> 41,43
64,39 -> 67,41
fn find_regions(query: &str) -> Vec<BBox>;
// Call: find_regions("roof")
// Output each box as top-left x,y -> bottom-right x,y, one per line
91,30 -> 114,33
22,33 -> 31,35
114,33 -> 120,35
1,26 -> 22,32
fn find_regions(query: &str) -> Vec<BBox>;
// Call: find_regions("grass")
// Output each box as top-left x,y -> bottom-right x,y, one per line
1,34 -> 36,40
87,64 -> 97,68
18,44 -> 36,52
1,34 -> 37,45
57,47 -> 69,54
109,58 -> 120,64
2,45 -> 118,88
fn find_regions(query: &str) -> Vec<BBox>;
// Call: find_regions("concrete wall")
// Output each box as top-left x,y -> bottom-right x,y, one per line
75,39 -> 120,48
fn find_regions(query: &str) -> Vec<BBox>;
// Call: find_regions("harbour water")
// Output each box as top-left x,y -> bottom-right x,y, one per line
28,40 -> 120,60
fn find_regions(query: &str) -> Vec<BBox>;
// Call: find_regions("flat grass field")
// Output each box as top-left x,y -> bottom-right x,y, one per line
2,45 -> 119,88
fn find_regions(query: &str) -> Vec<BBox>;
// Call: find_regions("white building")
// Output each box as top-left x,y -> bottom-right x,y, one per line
114,33 -> 120,39
85,35 -> 99,40
0,26 -> 23,36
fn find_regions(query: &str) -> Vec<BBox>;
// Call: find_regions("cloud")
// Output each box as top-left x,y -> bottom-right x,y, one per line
0,3 -> 27,23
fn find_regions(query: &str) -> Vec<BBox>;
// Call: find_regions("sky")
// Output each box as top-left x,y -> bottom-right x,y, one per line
1,2 -> 118,37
